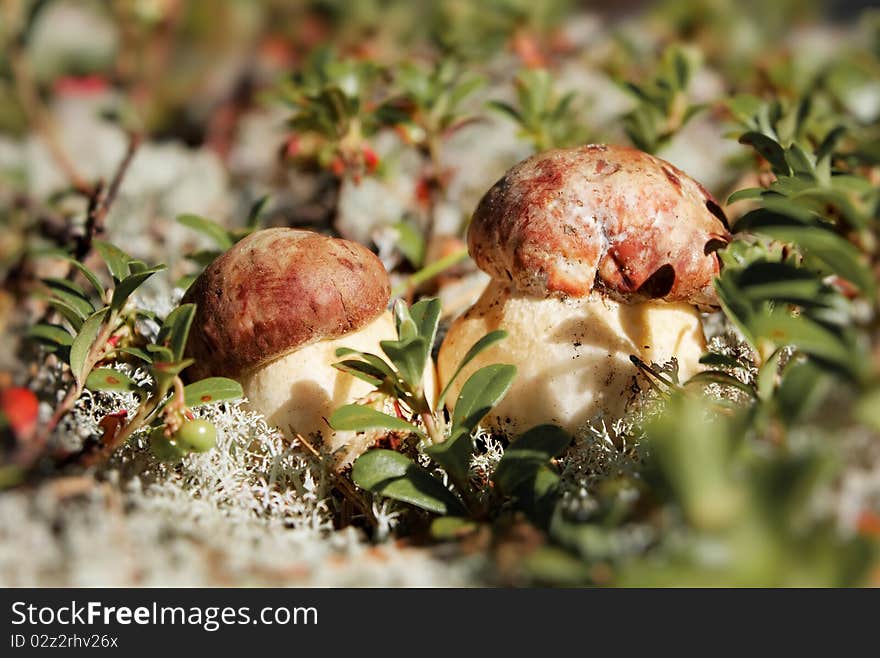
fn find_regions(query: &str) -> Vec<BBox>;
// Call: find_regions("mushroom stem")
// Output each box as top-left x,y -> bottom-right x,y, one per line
438,280 -> 707,436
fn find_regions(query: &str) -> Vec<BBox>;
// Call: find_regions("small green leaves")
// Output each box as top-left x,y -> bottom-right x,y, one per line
489,68 -> 589,151
753,225 -> 873,298
427,363 -> 517,483
430,516 -> 479,540
379,299 -> 440,391
41,278 -> 95,319
85,368 -> 139,392
331,298 -> 521,519
110,265 -> 166,311
159,304 -> 196,362
685,371 -> 756,398
450,363 -> 516,436
351,449 -> 464,515
619,46 -> 704,153
750,310 -> 857,375
333,348 -> 398,389
380,336 -> 428,391
437,329 -> 508,406
177,214 -> 234,250
493,425 -> 571,494
332,360 -> 385,387
27,323 -> 74,349
739,132 -> 790,175
329,404 -> 426,438
182,377 -> 244,407
409,298 -> 441,356
94,240 -> 132,282
69,308 -> 109,385
393,220 -> 426,267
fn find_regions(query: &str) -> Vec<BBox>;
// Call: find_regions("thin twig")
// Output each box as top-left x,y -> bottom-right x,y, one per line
75,133 -> 142,261
294,432 -> 377,526
391,247 -> 469,298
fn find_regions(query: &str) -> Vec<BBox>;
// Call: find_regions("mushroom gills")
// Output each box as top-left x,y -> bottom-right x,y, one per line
437,280 -> 706,436
240,310 -> 437,465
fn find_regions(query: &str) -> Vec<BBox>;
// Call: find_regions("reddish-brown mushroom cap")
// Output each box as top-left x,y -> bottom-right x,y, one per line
183,228 -> 390,380
468,144 -> 731,308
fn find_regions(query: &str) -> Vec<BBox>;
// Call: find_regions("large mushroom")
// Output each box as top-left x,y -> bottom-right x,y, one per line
184,228 -> 402,464
437,144 -> 731,435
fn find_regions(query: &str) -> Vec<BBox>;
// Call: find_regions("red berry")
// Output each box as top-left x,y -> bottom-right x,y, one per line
0,388 -> 39,440
363,146 -> 379,172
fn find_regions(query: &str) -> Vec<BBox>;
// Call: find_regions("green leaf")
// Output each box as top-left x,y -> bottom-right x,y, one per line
175,274 -> 198,292
514,464 -> 561,528
437,330 -> 508,406
247,195 -> 271,228
727,187 -> 764,204
183,377 -> 244,407
332,360 -> 385,387
160,304 -> 196,362
392,300 -> 418,340
394,220 -> 426,267
150,359 -> 195,396
487,100 -> 523,123
451,363 -> 516,436
128,260 -> 149,274
739,132 -> 790,175
85,368 -> 139,392
430,516 -> 478,540
855,387 -> 880,433
699,352 -> 747,370
47,298 -> 85,331
424,426 -> 473,485
380,335 -> 428,390
406,297 -> 442,388
329,404 -> 425,438
65,257 -> 106,300
117,346 -> 153,363
110,265 -> 166,311
815,125 -> 846,165
177,214 -> 234,250
40,251 -> 107,300
756,348 -> 784,401
94,240 -> 132,282
726,94 -> 763,124
684,371 -> 756,397
409,297 -> 441,351
715,273 -> 756,346
334,348 -> 398,381
776,359 -> 831,425
494,424 -> 571,493
69,308 -> 109,384
751,310 -> 856,374
42,281 -> 95,318
42,276 -> 88,299
27,323 -> 73,347
749,225 -> 874,297
785,143 -> 815,177
352,449 -> 464,515
146,344 -> 175,363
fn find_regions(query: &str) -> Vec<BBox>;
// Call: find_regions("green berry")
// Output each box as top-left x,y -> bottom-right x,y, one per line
149,427 -> 186,462
174,419 -> 217,452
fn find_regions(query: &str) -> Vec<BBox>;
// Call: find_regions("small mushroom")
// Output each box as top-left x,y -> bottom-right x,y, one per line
437,145 -> 730,435
184,228 -> 405,464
